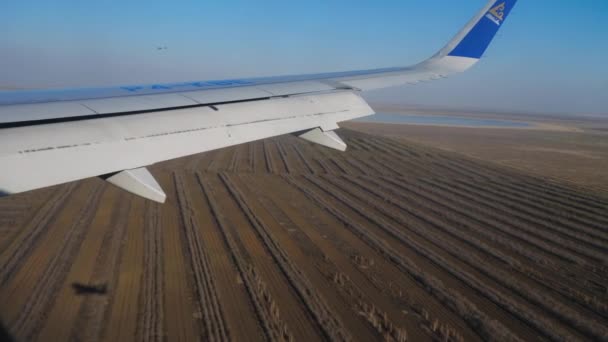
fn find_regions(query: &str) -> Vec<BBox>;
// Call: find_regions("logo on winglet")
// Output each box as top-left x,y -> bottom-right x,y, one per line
486,2 -> 506,26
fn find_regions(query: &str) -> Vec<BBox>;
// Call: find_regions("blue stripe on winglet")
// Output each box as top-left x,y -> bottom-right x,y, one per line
449,0 -> 517,59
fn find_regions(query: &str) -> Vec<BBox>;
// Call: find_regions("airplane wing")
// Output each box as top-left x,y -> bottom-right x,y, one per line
0,0 -> 517,202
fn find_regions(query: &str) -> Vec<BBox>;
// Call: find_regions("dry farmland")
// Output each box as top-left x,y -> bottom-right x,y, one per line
0,128 -> 607,342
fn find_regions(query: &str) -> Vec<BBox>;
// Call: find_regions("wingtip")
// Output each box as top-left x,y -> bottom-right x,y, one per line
445,0 -> 518,59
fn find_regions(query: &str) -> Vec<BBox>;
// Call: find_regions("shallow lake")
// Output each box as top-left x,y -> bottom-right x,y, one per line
358,113 -> 532,128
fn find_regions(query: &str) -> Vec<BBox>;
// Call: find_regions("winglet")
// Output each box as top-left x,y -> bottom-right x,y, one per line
437,0 -> 517,60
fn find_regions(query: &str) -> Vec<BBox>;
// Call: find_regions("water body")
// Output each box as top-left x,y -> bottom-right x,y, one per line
358,113 -> 532,128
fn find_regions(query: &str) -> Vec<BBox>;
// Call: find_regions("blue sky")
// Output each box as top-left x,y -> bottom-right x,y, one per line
1,0 -> 607,115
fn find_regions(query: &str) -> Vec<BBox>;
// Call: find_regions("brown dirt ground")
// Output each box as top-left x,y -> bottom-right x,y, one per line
1,128 -> 607,342
344,119 -> 608,194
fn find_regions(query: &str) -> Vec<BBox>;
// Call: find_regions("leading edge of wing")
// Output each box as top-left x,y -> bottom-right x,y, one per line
0,0 -> 517,112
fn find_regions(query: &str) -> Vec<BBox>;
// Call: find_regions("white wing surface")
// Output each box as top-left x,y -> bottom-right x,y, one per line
0,0 -> 517,202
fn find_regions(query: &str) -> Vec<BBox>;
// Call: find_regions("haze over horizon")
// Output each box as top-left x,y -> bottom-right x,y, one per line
1,0 -> 607,116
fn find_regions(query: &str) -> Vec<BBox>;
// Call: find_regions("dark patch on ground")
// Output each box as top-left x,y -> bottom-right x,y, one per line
0,320 -> 14,342
71,282 -> 108,296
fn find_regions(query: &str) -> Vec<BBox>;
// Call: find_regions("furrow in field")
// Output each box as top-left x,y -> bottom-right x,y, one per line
418,177 -> 602,265
236,174 -> 385,340
247,142 -> 255,173
10,182 -> 105,341
205,173 -> 325,341
99,193 -> 147,342
281,140 -> 308,174
440,155 -> 608,208
342,138 -> 363,151
253,141 -> 265,173
219,173 -> 352,342
283,175 -> 523,342
431,154 -> 608,213
136,202 -> 165,342
292,144 -> 316,174
367,147 -> 607,265
340,157 -> 370,175
314,158 -> 332,174
339,175 -> 608,329
0,183 -> 76,286
174,173 -> 231,342
348,138 -> 375,153
198,174 -> 293,342
486,179 -> 608,229
269,140 -> 289,174
187,173 -> 266,341
453,179 -> 608,248
366,136 -> 437,162
328,158 -> 351,175
263,140 -> 276,174
0,188 -> 54,246
66,192 -> 133,342
65,189 -> 131,341
358,157 -> 400,176
275,140 -> 293,174
241,173 -> 469,342
155,172 -> 202,341
445,178 -> 608,262
28,187 -> 126,342
228,147 -> 240,173
308,175 -> 597,341
371,175 -> 608,311
428,152 -> 608,230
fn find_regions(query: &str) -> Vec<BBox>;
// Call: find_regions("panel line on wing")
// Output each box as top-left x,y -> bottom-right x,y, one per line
0,95 -> 273,129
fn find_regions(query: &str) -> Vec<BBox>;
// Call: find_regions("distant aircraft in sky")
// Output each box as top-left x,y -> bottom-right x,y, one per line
156,46 -> 168,51
0,0 -> 517,203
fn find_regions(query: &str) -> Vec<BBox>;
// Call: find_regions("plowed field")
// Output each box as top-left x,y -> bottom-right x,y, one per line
1,129 -> 607,342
